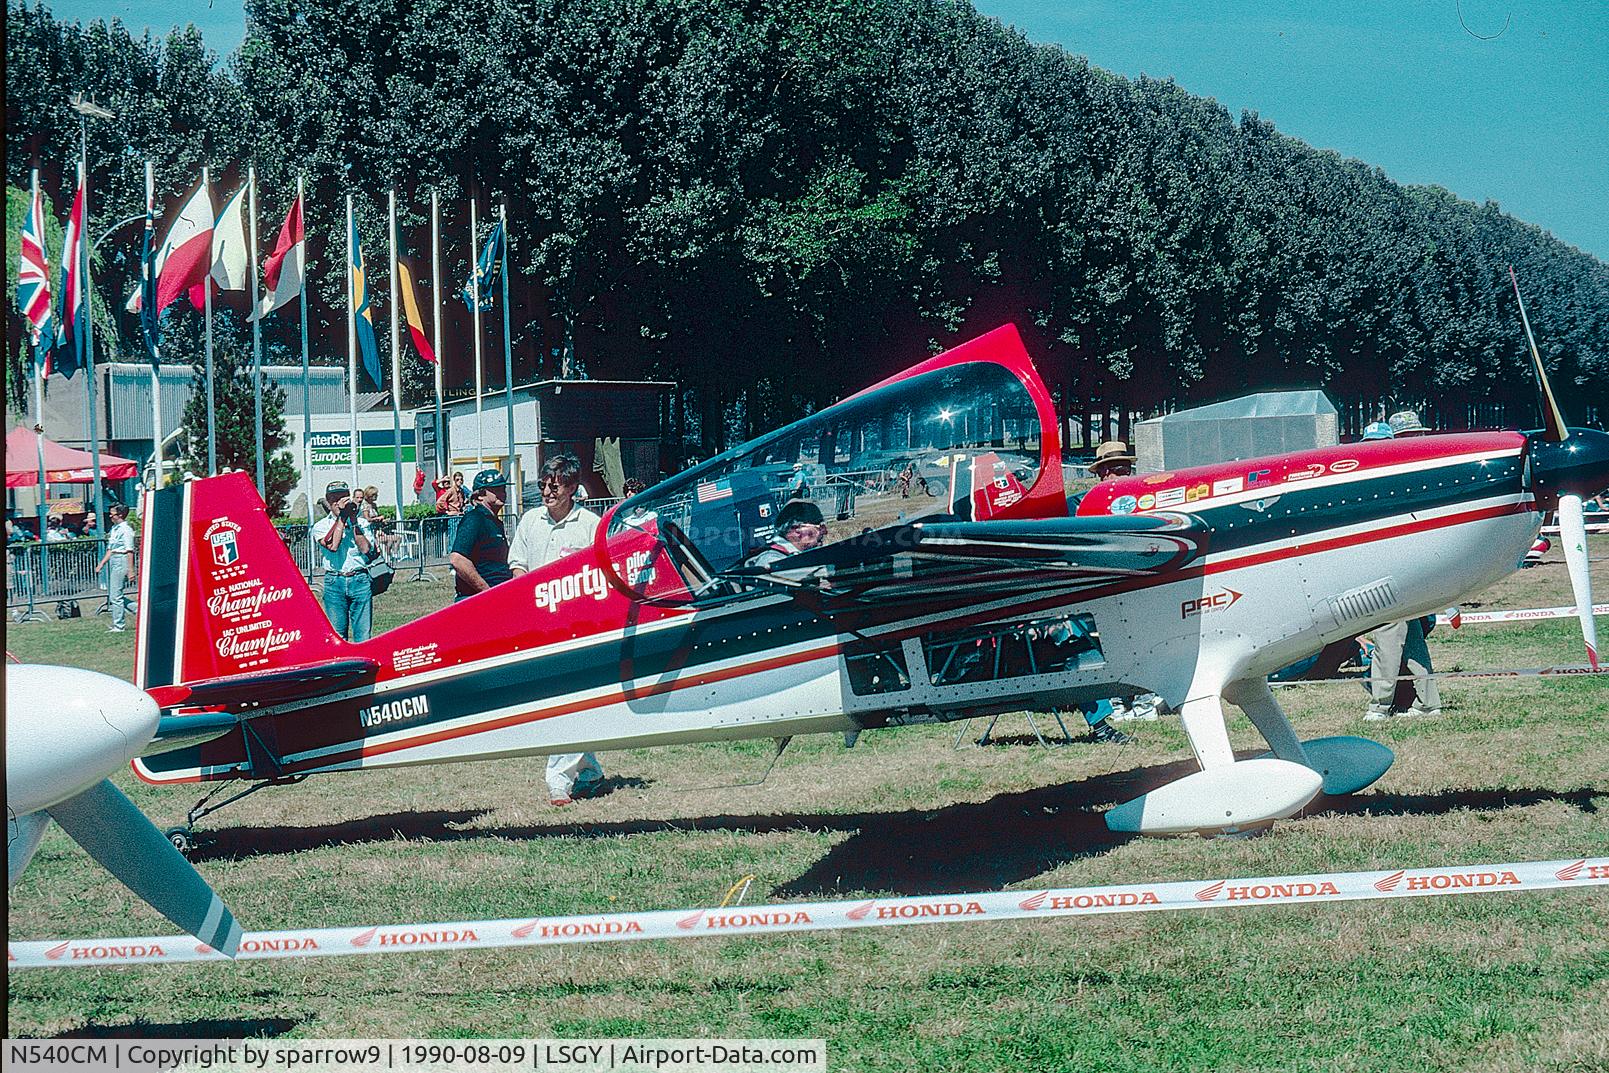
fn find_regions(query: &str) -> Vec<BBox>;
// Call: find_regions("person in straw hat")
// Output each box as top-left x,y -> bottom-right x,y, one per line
1091,441 -> 1136,481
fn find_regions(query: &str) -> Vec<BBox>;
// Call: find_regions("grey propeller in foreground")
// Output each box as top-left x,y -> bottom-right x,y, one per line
6,664 -> 242,956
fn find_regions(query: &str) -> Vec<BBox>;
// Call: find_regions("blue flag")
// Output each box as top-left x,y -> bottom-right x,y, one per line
137,207 -> 162,366
351,214 -> 382,389
461,221 -> 504,312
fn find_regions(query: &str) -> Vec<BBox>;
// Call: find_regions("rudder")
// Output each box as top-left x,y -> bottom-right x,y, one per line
137,472 -> 345,690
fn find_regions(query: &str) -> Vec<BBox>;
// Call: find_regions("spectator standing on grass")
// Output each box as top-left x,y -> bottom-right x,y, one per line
1362,414 -> 1442,720
93,504 -> 136,632
312,480 -> 375,642
509,454 -> 605,807
450,469 -> 512,603
1075,440 -> 1143,742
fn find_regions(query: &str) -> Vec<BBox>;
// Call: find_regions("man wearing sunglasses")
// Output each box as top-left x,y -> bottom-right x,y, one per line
753,498 -> 829,568
510,453 -> 606,806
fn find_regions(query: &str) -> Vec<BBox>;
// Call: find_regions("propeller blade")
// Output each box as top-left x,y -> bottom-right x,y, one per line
1509,266 -> 1569,443
47,779 -> 241,956
7,811 -> 52,886
1557,494 -> 1600,671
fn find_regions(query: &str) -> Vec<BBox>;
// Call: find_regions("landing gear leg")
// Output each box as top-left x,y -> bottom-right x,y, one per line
1106,684 -> 1322,836
165,775 -> 307,856
1230,678 -> 1395,796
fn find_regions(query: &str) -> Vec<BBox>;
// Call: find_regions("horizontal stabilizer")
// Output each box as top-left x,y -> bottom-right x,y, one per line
148,657 -> 379,712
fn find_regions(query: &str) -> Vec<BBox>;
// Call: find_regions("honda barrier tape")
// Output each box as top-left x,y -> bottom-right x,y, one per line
10,858 -> 1604,969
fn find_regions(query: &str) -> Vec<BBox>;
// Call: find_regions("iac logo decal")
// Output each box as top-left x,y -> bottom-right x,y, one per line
534,564 -> 611,611
1181,589 -> 1243,619
204,518 -> 242,567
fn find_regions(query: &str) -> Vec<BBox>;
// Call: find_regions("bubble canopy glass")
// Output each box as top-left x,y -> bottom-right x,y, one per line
600,326 -> 1065,598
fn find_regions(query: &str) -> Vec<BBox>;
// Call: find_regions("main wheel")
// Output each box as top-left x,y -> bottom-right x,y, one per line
164,827 -> 193,856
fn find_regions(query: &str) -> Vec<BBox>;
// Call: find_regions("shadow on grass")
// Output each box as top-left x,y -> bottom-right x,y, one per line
56,1017 -> 301,1038
181,759 -> 1603,898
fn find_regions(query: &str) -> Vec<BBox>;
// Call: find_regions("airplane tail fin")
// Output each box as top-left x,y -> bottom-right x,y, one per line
136,472 -> 346,692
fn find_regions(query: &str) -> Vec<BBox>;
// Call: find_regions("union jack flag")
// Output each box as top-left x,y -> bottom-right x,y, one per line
15,181 -> 52,370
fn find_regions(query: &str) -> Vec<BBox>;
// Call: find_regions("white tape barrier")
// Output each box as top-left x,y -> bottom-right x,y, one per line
10,858 -> 1604,969
1437,604 -> 1609,625
1273,664 -> 1607,687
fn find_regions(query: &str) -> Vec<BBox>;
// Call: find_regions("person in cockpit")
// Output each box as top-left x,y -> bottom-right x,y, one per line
753,498 -> 828,569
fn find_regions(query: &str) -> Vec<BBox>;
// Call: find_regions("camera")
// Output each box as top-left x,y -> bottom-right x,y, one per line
340,500 -> 359,521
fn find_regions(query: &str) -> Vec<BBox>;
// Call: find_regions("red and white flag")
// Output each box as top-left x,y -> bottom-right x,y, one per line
211,183 -> 250,291
252,195 -> 304,321
150,180 -> 214,315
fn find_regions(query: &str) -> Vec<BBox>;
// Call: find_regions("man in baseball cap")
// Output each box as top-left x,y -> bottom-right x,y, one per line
312,479 -> 375,640
450,469 -> 512,601
1361,421 -> 1395,441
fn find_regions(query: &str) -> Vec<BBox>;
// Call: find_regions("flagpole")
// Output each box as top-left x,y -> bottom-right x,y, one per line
470,198 -> 484,470
248,166 -> 266,497
30,168 -> 50,552
430,188 -> 444,486
346,194 -> 359,489
78,152 -> 107,534
146,161 -> 162,491
299,175 -> 313,526
387,188 -> 405,519
203,165 -> 216,476
499,202 -> 515,483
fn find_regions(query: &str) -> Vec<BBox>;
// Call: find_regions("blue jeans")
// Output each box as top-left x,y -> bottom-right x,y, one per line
322,572 -> 373,642
107,556 -> 132,629
1079,699 -> 1113,728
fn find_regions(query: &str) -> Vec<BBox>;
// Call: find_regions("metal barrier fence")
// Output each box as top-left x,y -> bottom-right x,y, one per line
7,499 -> 631,620
6,538 -> 114,621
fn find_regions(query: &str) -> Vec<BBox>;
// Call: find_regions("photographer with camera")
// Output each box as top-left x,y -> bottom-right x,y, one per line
312,479 -> 376,641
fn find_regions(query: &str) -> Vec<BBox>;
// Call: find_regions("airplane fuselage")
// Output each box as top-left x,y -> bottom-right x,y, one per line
136,431 -> 1536,786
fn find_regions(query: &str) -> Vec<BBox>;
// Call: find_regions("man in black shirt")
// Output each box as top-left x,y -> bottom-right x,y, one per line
450,469 -> 512,601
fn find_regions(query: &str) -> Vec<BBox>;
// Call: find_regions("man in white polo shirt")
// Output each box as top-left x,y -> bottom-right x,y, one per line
511,453 -> 604,806
94,503 -> 137,632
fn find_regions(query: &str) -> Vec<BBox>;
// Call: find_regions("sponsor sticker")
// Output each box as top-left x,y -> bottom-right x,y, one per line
1136,493 -> 1156,511
1185,482 -> 1211,503
1181,589 -> 1243,619
1246,469 -> 1272,485
1110,494 -> 1138,515
1212,476 -> 1245,497
1156,487 -> 1187,508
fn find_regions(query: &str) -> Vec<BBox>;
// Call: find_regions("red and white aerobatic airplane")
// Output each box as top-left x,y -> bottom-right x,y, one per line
131,293 -> 1607,843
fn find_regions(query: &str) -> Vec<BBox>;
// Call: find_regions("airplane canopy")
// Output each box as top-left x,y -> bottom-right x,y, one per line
600,325 -> 1066,600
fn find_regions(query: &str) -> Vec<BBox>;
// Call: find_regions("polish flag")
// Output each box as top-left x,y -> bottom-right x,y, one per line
152,180 -> 214,315
210,183 -> 250,291
251,195 -> 304,321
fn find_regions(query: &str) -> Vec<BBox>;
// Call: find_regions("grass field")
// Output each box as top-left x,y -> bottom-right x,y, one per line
6,541 -> 1608,1070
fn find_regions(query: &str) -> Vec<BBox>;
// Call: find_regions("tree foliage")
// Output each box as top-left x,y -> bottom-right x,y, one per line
8,0 -> 1607,455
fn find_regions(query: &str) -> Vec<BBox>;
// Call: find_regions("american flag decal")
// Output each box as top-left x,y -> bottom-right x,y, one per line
695,481 -> 732,503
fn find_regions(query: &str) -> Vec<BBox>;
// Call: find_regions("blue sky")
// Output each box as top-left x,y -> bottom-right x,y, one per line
41,0 -> 1609,259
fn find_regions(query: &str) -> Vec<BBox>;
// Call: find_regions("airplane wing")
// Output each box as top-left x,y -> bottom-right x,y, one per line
723,513 -> 1206,606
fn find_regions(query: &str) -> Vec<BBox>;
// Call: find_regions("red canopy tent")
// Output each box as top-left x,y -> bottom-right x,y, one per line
6,426 -> 139,488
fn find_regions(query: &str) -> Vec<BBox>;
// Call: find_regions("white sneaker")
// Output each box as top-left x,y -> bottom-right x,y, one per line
106,625 -> 126,633
1363,707 -> 1391,722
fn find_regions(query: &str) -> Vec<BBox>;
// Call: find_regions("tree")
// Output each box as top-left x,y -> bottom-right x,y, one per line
169,304 -> 299,514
